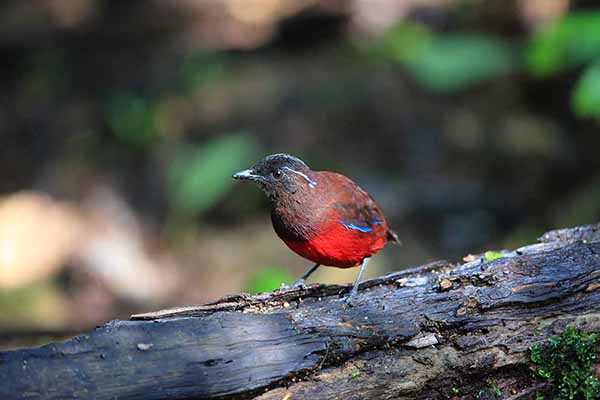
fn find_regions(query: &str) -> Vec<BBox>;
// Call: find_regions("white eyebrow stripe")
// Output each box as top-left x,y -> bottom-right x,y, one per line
282,167 -> 317,188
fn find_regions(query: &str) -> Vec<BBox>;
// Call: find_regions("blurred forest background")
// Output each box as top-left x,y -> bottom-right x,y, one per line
1,0 -> 600,349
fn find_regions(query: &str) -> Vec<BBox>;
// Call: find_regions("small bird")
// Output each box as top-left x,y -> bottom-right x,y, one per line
233,153 -> 399,303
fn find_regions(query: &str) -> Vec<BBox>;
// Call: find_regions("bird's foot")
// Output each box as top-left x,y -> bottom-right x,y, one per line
344,291 -> 357,307
292,279 -> 307,289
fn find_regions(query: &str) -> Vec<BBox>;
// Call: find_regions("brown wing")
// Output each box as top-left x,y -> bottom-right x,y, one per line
316,172 -> 387,235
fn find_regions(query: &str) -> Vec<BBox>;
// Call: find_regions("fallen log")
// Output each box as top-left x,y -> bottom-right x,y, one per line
1,223 -> 599,400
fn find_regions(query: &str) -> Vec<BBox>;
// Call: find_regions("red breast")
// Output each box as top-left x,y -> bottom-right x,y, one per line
282,220 -> 388,267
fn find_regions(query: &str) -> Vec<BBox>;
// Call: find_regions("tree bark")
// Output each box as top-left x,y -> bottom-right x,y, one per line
1,223 -> 599,400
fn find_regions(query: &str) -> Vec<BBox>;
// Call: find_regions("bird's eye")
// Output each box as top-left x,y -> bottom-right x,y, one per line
272,170 -> 283,179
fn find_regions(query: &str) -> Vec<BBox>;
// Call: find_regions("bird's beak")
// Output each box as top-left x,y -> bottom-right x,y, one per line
232,169 -> 263,182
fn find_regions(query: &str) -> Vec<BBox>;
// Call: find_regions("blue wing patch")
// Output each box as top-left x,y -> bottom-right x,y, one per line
340,219 -> 381,233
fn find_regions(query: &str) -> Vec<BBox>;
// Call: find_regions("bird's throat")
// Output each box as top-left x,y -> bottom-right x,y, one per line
270,195 -> 319,242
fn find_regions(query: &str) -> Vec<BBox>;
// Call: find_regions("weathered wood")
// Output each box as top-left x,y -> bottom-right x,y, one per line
1,223 -> 599,400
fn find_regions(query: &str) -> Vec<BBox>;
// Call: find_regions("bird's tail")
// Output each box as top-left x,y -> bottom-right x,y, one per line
387,229 -> 401,245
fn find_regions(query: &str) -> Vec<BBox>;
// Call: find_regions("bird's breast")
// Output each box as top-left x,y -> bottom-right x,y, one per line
280,216 -> 388,268
271,202 -> 319,242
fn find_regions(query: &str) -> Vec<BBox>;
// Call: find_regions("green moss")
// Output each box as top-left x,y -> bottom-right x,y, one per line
476,380 -> 502,399
351,370 -> 361,378
484,251 -> 504,261
529,326 -> 598,400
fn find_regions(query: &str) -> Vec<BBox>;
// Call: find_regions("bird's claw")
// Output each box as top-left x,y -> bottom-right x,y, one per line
292,279 -> 307,289
344,293 -> 357,307
280,279 -> 308,291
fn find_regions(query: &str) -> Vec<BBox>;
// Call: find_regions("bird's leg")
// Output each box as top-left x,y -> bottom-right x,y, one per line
292,263 -> 321,288
345,257 -> 371,306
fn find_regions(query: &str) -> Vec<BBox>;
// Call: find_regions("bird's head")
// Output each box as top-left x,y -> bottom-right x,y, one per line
233,153 -> 317,200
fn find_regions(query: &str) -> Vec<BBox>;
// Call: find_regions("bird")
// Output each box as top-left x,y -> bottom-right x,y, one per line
232,153 -> 399,304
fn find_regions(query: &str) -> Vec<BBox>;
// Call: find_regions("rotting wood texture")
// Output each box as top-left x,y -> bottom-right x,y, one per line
1,223 -> 599,400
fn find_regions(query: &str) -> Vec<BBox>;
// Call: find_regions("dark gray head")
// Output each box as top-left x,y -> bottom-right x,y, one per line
233,153 -> 317,199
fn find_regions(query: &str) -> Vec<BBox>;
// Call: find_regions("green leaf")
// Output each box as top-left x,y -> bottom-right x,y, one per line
107,93 -> 158,147
371,22 -> 433,63
246,266 -> 292,294
484,251 -> 504,261
406,35 -> 516,92
372,24 -> 516,93
527,11 -> 600,77
167,134 -> 257,217
179,52 -> 226,92
572,61 -> 600,118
